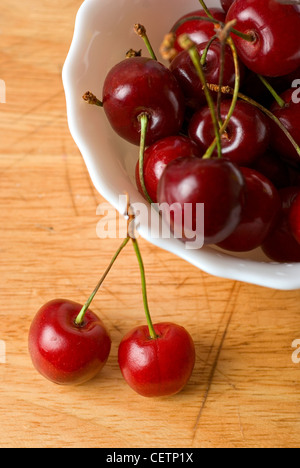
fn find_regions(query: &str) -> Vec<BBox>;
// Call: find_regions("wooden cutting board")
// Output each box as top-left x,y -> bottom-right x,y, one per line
1,0 -> 300,449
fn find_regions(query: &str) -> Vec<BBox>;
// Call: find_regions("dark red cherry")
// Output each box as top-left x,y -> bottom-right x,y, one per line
270,88 -> 300,167
170,41 -> 244,110
221,0 -> 235,13
188,99 -> 270,166
289,193 -> 300,245
135,136 -> 201,203
218,168 -> 281,252
157,157 -> 246,245
102,57 -> 185,146
262,187 -> 300,262
227,0 -> 300,77
252,150 -> 291,190
171,8 -> 226,55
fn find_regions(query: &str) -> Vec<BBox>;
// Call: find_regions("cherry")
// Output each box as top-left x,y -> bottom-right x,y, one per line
28,237 -> 130,385
221,0 -> 235,13
28,299 -> 111,385
135,136 -> 201,203
252,150 -> 291,190
170,8 -> 226,55
262,187 -> 300,262
157,156 -> 246,245
118,235 -> 195,398
289,192 -> 300,245
218,167 -> 281,252
170,41 -> 243,110
102,57 -> 185,146
188,99 -> 270,166
226,0 -> 300,77
118,322 -> 195,398
270,88 -> 300,167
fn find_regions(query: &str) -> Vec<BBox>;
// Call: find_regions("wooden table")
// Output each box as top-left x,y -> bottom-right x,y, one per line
1,0 -> 300,449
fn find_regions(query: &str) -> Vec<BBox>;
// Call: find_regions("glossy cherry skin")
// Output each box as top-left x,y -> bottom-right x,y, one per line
102,57 -> 185,146
170,41 -> 243,110
289,193 -> 300,245
270,89 -> 300,167
170,8 -> 226,55
188,100 -> 270,166
28,299 -> 112,385
221,0 -> 235,13
218,168 -> 281,252
262,187 -> 300,262
227,0 -> 300,77
118,323 -> 195,398
157,157 -> 246,245
135,136 -> 201,203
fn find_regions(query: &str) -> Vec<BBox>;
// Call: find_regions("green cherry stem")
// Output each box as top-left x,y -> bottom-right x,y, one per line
203,35 -> 241,159
74,237 -> 130,326
200,34 -> 217,66
134,24 -> 157,61
138,113 -> 153,204
171,15 -> 254,43
207,85 -> 300,159
198,0 -> 214,19
131,237 -> 158,340
257,74 -> 286,108
179,34 -> 222,159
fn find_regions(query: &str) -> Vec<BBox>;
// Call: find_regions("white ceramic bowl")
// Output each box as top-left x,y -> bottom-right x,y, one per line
62,0 -> 300,290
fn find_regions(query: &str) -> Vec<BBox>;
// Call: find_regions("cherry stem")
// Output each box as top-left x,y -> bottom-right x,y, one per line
74,237 -> 130,326
179,35 -> 222,158
171,16 -> 254,43
203,35 -> 241,160
82,91 -> 103,107
134,24 -> 157,61
207,85 -> 300,159
131,237 -> 158,340
138,113 -> 153,204
257,74 -> 286,108
198,0 -> 214,19
200,35 -> 217,67
217,40 -> 226,126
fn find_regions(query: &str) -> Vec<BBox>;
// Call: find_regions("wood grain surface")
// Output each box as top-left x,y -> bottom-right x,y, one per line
1,0 -> 300,449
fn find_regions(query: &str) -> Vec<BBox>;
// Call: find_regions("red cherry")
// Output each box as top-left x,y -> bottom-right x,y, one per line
118,322 -> 195,398
170,41 -> 243,110
28,299 -> 111,385
102,57 -> 185,146
289,192 -> 300,245
135,136 -> 201,203
221,0 -> 235,13
252,150 -> 291,190
171,8 -> 226,55
262,187 -> 300,262
270,89 -> 300,167
226,0 -> 300,77
218,167 -> 281,252
157,157 -> 246,245
188,100 -> 270,166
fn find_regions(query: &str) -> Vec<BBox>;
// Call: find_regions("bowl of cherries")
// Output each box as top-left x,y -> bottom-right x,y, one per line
62,0 -> 300,290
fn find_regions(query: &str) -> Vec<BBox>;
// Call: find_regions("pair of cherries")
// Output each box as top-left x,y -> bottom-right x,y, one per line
28,0 -> 300,396
29,217 -> 195,398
